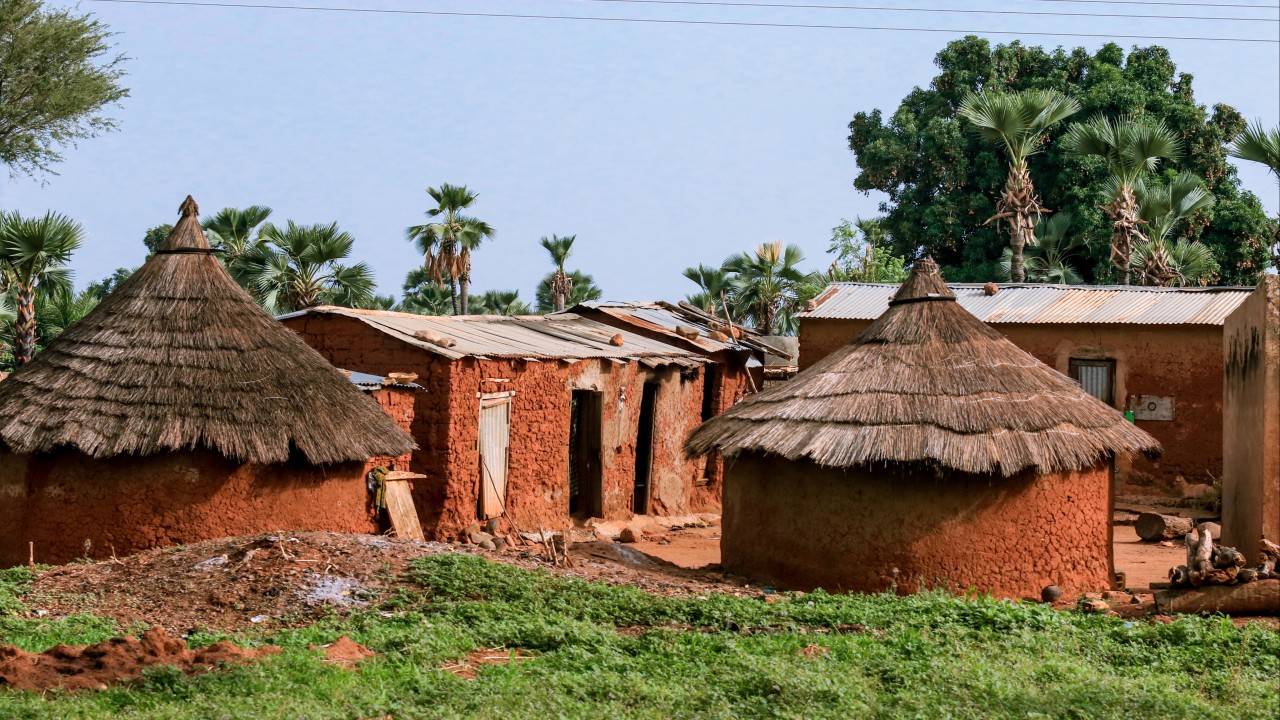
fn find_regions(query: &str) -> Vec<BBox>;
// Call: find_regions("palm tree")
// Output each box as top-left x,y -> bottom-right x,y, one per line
722,241 -> 807,334
1063,115 -> 1182,284
406,184 -> 495,315
682,264 -> 735,321
539,235 -> 577,312
475,289 -> 532,316
684,291 -> 718,315
958,89 -> 1081,282
242,221 -> 375,314
776,270 -> 829,335
998,213 -> 1086,284
400,267 -> 453,316
1131,173 -> 1217,286
0,211 -> 83,367
536,270 -> 602,313
36,288 -> 99,342
203,205 -> 273,286
1229,120 -> 1280,269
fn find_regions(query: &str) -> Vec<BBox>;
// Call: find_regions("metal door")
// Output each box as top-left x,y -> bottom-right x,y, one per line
478,394 -> 513,520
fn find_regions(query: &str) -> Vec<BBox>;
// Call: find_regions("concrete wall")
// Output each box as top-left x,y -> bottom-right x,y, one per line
284,313 -> 720,540
721,453 -> 1114,598
800,317 -> 1224,495
0,450 -> 375,567
1222,277 -> 1280,561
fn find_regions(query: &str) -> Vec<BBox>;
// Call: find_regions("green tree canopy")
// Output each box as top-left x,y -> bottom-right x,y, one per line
848,37 -> 1273,285
0,0 -> 128,178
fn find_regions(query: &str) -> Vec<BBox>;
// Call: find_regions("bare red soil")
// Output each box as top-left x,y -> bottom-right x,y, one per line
0,628 -> 278,692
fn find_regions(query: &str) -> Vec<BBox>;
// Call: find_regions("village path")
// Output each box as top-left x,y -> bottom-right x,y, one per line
635,524 -> 1185,593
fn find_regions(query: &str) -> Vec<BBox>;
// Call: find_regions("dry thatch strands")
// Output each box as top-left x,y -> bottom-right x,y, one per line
0,196 -> 416,465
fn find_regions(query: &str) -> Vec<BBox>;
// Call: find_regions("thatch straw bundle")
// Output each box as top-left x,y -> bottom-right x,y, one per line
0,197 -> 416,465
687,259 -> 1160,476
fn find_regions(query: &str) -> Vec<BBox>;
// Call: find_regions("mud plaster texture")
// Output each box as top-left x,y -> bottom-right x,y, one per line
283,313 -> 728,540
721,453 -> 1114,599
1222,277 -> 1280,562
364,385 -> 418,472
0,449 -> 376,567
801,317 -> 1224,495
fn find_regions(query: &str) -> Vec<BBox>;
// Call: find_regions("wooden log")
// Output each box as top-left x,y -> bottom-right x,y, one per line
1135,512 -> 1195,541
1154,580 -> 1280,615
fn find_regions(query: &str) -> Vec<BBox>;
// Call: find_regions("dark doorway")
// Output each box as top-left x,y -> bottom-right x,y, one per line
569,390 -> 603,518
633,383 -> 659,514
701,364 -> 719,421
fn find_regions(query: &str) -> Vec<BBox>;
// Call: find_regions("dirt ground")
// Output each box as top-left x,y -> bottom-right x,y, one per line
24,530 -> 753,633
14,521 -> 1264,636
631,524 -> 1183,593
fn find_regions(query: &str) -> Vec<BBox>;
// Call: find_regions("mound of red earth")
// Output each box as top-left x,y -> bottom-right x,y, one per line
314,636 -> 375,666
0,628 -> 280,692
25,531 -> 748,633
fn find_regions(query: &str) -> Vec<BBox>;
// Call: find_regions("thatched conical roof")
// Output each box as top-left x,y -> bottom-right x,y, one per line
687,259 -> 1160,476
0,196 -> 416,465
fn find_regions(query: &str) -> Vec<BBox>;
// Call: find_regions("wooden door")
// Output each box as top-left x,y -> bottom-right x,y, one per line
478,394 -> 513,520
569,390 -> 603,518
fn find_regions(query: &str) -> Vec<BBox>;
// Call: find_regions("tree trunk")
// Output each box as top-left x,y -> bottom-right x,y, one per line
1107,186 -> 1143,286
1000,164 -> 1042,284
554,293 -> 564,313
12,284 -> 37,368
1009,236 -> 1026,283
1135,513 -> 1195,541
458,247 -> 471,315
449,277 -> 459,316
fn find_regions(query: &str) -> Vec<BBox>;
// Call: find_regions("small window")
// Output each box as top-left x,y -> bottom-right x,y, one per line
1069,358 -> 1116,407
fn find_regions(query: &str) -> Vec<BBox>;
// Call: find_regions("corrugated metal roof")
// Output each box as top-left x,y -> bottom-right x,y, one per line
344,370 -> 423,391
283,306 -> 704,364
570,301 -> 791,359
800,283 -> 1254,325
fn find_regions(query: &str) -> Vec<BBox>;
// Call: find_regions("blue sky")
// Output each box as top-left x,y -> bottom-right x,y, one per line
3,0 -> 1278,303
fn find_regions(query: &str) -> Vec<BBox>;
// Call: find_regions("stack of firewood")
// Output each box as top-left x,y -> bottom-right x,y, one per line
1168,526 -> 1279,588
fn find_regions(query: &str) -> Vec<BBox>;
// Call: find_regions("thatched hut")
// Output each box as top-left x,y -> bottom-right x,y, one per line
686,259 -> 1160,598
0,197 -> 416,566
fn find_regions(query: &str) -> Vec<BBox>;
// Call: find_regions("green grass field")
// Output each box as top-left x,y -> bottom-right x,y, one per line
2,556 -> 1278,719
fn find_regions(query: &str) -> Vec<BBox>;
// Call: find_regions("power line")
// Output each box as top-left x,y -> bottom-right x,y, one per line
563,0 -> 1277,22
84,0 -> 1280,43
1025,0 -> 1276,9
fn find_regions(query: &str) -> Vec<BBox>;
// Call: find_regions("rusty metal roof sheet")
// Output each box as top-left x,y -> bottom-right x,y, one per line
800,283 -> 1254,325
569,301 -> 792,359
282,306 -> 705,363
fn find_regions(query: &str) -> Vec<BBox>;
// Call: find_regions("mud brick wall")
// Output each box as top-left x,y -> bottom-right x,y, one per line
365,385 -> 418,472
800,317 -> 1225,495
1222,277 -> 1280,562
721,452 -> 1114,598
284,313 -> 719,541
281,313 -> 455,530
0,449 -> 375,567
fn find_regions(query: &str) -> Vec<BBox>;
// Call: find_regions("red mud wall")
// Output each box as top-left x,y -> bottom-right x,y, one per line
282,313 -> 454,532
721,453 -> 1114,598
0,449 -> 375,567
365,386 -> 417,471
284,313 -> 718,540
799,318 -> 1224,494
443,358 -> 715,538
1222,278 -> 1280,562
